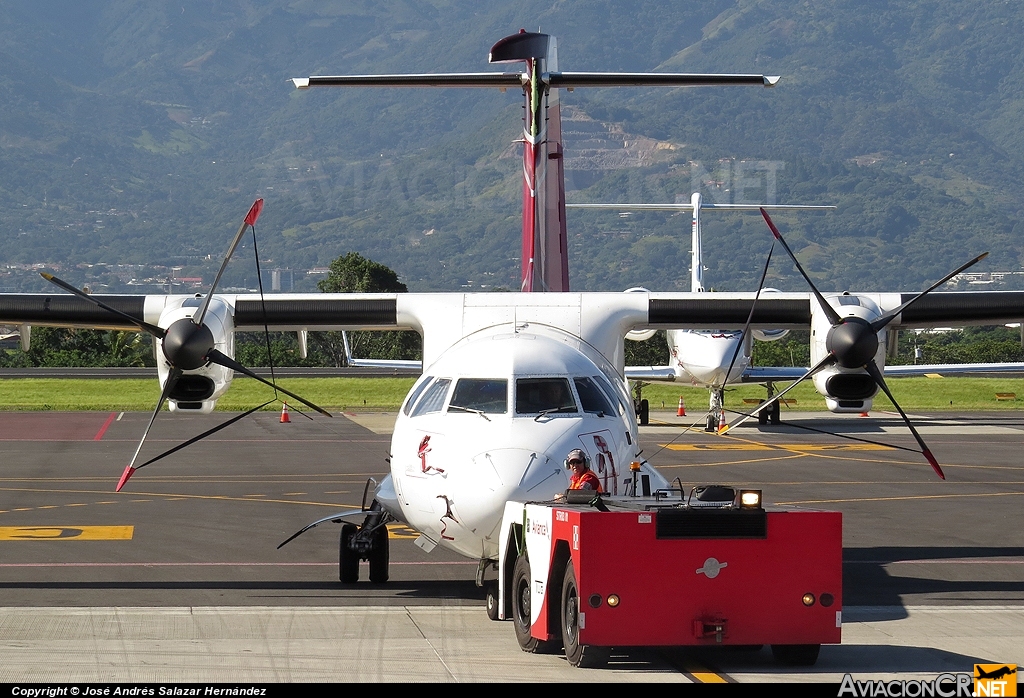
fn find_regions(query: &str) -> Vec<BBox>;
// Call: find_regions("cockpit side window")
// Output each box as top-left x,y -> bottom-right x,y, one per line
574,377 -> 615,416
515,378 -> 577,414
594,374 -> 627,416
410,378 -> 451,417
402,375 -> 434,416
449,378 -> 508,414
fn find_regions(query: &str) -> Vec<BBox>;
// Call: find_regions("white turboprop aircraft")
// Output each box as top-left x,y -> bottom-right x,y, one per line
570,193 -> 834,430
3,32 -> 1023,601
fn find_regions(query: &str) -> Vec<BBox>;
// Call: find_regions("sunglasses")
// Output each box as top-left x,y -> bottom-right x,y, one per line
568,459 -> 584,466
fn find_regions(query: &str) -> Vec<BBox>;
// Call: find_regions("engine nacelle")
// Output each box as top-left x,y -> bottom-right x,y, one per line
623,287 -> 657,341
752,289 -> 790,342
752,328 -> 790,342
154,296 -> 235,414
809,293 -> 887,413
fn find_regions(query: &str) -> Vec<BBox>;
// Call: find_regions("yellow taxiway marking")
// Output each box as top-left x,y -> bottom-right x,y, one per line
661,443 -> 890,451
0,526 -> 133,540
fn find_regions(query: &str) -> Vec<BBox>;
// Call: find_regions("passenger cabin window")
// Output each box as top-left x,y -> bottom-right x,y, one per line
574,377 -> 615,416
449,378 -> 508,414
410,378 -> 451,417
402,375 -> 434,416
515,378 -> 577,415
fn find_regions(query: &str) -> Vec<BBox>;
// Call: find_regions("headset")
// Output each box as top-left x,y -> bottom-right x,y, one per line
563,451 -> 591,470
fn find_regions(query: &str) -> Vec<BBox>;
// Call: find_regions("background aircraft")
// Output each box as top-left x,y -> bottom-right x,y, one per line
570,193 -> 833,430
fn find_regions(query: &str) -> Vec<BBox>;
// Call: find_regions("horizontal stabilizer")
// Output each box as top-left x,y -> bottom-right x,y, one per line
567,204 -> 835,211
293,73 -> 524,89
292,73 -> 779,91
548,72 -> 778,88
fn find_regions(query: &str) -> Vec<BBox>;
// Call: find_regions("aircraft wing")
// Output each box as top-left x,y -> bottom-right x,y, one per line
883,363 -> 1024,377
0,293 -> 411,332
743,364 -> 1024,381
742,366 -> 814,382
623,366 -> 677,381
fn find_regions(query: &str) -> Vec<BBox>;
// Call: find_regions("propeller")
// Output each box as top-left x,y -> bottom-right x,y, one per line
738,208 -> 989,480
40,199 -> 332,491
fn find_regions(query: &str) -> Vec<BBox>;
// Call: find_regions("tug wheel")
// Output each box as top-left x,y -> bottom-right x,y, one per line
561,561 -> 608,668
512,554 -> 557,653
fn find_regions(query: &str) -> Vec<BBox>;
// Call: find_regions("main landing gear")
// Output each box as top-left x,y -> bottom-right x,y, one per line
339,483 -> 391,584
632,381 -> 650,426
757,382 -> 782,426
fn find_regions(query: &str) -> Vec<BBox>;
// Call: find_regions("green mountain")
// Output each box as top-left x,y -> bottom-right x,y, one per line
1,1 -> 1022,295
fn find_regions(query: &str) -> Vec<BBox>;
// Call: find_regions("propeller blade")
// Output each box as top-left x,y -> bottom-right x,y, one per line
133,400 -> 275,471
725,352 -> 836,432
864,361 -> 945,480
760,208 -> 842,326
723,241 -> 774,388
194,198 -> 264,327
206,349 -> 332,417
870,252 -> 989,332
40,273 -> 166,338
117,368 -> 182,491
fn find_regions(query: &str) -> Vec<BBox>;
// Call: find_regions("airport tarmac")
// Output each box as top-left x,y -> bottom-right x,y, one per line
0,408 -> 1021,683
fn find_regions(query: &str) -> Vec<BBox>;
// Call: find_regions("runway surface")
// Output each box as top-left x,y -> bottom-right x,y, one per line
0,408 -> 1021,683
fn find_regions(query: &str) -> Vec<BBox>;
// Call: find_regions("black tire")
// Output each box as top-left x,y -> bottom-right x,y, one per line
561,562 -> 608,668
706,414 -> 716,432
485,580 -> 500,621
771,644 -> 820,666
512,555 -> 556,652
757,401 -> 769,425
339,523 -> 359,583
770,399 -> 781,425
638,399 -> 649,426
368,524 -> 389,584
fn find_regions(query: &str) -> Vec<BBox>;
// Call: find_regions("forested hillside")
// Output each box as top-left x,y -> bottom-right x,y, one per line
2,1 -> 1023,295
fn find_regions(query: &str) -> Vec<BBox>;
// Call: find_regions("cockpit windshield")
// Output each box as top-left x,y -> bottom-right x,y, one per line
449,378 -> 508,414
515,378 -> 577,415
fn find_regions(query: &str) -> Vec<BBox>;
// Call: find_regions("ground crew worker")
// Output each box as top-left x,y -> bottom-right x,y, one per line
566,448 -> 602,492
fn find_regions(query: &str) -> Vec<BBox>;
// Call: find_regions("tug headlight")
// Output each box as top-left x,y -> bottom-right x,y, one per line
606,594 -> 620,608
802,593 -> 816,607
739,490 -> 762,508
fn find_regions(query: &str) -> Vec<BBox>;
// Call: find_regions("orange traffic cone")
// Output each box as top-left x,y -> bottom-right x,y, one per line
280,402 -> 291,423
717,410 -> 727,433
677,396 -> 686,417
859,410 -> 870,417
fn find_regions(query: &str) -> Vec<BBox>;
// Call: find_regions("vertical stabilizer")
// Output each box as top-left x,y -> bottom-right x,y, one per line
490,32 -> 569,292
690,192 -> 704,292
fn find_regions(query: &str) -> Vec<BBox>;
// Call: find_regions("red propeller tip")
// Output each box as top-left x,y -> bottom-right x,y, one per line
759,207 -> 782,239
922,449 -> 945,480
116,465 -> 136,492
244,198 -> 264,227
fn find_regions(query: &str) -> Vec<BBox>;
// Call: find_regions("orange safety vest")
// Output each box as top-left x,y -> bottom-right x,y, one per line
569,470 -> 602,492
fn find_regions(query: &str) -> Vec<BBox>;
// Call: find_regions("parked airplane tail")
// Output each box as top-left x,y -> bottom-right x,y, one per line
293,32 -> 776,294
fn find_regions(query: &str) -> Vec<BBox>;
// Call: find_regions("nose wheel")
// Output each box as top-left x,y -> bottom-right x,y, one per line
338,501 -> 391,584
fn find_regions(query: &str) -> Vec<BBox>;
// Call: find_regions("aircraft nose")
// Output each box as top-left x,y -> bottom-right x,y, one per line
456,448 -> 567,532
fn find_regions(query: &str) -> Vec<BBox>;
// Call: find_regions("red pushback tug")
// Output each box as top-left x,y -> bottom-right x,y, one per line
496,484 -> 842,668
